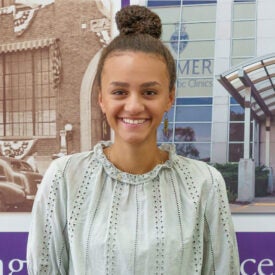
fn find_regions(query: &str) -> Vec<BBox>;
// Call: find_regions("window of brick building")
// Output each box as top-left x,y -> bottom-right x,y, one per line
0,0 -> 14,8
0,47 -> 56,137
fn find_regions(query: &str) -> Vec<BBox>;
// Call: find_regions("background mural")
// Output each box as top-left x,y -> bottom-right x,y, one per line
0,1 -> 275,274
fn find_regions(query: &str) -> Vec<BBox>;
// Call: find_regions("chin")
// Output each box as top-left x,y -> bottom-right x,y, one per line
116,133 -> 156,146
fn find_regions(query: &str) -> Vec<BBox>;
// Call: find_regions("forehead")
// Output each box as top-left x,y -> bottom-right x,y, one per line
106,50 -> 165,62
102,51 -> 168,77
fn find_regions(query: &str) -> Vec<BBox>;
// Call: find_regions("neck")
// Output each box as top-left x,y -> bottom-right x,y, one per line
105,142 -> 167,174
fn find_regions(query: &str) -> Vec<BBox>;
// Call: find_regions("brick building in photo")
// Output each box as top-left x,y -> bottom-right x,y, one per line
0,0 -> 111,173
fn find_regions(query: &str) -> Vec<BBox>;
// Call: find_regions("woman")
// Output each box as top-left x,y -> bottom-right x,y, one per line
27,5 -> 240,275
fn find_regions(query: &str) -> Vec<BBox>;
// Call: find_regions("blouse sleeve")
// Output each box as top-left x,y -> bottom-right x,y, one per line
27,158 -> 69,275
202,166 -> 240,275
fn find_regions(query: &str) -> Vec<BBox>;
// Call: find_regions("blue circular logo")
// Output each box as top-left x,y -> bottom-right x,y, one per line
170,24 -> 189,54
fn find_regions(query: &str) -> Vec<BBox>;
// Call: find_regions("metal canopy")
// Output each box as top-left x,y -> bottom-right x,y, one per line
217,53 -> 275,121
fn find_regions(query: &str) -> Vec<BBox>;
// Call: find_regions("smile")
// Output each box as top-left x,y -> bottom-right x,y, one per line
122,118 -> 147,125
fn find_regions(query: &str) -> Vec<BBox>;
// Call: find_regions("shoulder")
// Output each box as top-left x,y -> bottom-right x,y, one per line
173,154 -> 224,189
50,151 -> 95,173
173,154 -> 209,175
49,142 -> 109,184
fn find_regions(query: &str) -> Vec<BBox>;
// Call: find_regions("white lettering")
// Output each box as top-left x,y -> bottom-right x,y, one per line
258,259 -> 274,275
240,258 -> 257,275
0,260 -> 3,275
8,259 -> 26,275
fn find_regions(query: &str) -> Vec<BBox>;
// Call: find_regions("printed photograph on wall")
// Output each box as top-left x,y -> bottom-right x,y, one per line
1,0 -> 275,215
0,0 -> 111,212
149,0 -> 275,214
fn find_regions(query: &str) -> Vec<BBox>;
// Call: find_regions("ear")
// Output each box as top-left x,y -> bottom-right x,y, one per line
166,86 -> 175,110
98,91 -> 105,113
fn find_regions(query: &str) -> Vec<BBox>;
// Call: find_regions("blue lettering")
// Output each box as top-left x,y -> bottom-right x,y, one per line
187,79 -> 213,88
192,59 -> 199,74
178,59 -> 213,76
177,80 -> 186,88
178,60 -> 190,74
202,59 -> 212,74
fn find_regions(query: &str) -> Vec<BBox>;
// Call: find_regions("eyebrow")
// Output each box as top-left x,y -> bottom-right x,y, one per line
110,81 -> 161,88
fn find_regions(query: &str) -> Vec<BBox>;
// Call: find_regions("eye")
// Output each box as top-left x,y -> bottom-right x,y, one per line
112,90 -> 127,95
143,90 -> 157,96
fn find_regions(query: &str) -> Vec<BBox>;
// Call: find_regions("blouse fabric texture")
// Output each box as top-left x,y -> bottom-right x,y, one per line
27,141 -> 240,275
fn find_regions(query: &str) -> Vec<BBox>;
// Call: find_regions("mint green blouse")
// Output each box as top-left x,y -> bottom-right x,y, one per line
27,142 -> 240,275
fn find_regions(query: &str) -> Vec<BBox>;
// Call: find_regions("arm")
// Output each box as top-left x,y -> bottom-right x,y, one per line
27,158 -> 69,275
202,166 -> 240,275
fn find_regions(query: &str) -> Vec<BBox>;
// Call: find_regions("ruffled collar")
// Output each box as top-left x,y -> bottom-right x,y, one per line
94,141 -> 176,185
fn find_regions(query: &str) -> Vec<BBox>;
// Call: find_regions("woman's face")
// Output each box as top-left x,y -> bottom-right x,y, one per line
98,51 -> 174,146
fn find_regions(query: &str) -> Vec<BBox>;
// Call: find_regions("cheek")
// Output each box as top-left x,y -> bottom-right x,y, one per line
102,101 -> 120,116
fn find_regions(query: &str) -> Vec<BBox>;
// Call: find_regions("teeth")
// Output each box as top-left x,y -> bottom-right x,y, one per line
123,118 -> 146,124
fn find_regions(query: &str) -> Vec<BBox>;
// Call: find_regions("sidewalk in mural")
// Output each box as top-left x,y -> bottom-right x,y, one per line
230,192 -> 275,213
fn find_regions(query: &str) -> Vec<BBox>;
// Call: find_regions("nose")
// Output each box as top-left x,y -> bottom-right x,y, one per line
124,94 -> 145,114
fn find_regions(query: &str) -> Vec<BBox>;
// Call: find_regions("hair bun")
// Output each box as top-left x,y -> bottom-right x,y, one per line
115,5 -> 162,39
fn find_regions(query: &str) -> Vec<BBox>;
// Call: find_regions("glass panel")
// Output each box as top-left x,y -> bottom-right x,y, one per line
165,41 -> 215,59
49,110 -> 56,121
254,80 -> 270,91
42,58 -> 49,72
186,22 -> 216,40
230,77 -> 244,91
1,48 -> 56,137
174,123 -> 211,142
232,39 -> 255,56
157,124 -> 174,142
177,59 -> 213,77
41,72 -> 49,84
161,107 -> 174,122
152,3 -> 215,159
25,122 -> 33,136
12,123 -> 20,136
233,2 -> 256,20
49,123 -> 56,136
42,84 -> 50,97
248,67 -> 266,81
230,105 -> 244,121
176,78 -> 213,97
148,1 -> 216,7
176,142 -> 210,161
266,64 -> 275,75
231,57 -> 252,66
176,106 -> 212,121
181,5 -> 216,22
229,143 -> 243,162
230,97 -> 238,104
176,97 -> 212,105
230,123 -> 244,141
232,21 -> 255,38
230,122 -> 253,141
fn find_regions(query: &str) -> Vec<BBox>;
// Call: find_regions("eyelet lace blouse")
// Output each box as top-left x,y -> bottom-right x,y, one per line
27,141 -> 240,275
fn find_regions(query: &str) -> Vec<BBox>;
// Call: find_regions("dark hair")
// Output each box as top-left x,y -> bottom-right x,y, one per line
95,5 -> 176,92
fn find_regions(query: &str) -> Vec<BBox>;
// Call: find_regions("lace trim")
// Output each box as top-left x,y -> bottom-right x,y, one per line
39,169 -> 63,273
95,141 -> 175,185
